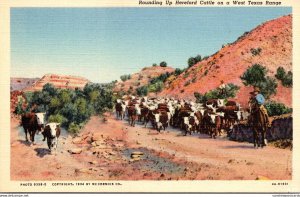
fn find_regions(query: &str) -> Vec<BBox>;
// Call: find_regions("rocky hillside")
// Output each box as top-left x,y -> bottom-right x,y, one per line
23,74 -> 89,92
159,15 -> 292,107
10,77 -> 39,92
114,66 -> 175,94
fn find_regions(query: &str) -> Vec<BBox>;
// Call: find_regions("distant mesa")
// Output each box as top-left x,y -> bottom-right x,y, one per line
12,74 -> 90,92
10,77 -> 40,92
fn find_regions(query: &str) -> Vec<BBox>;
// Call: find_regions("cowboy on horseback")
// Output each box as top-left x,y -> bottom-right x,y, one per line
249,87 -> 271,127
218,80 -> 227,98
248,87 -> 271,148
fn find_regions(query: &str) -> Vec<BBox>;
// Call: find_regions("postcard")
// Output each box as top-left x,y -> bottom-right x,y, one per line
0,0 -> 299,193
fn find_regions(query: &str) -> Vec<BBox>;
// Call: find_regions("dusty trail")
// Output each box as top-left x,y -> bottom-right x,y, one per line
10,113 -> 291,180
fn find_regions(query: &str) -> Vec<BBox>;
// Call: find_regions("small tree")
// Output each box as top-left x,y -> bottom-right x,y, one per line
152,63 -> 157,67
240,64 -> 267,86
160,61 -> 167,67
120,74 -> 131,82
136,86 -> 148,96
275,67 -> 292,88
188,57 -> 196,68
175,68 -> 183,76
188,55 -> 202,68
240,64 -> 277,98
275,66 -> 286,80
282,71 -> 292,87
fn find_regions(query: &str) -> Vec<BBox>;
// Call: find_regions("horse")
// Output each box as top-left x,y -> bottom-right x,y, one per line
249,105 -> 268,148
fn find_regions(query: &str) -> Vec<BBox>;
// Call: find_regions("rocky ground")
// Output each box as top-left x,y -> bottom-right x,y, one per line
11,113 -> 292,181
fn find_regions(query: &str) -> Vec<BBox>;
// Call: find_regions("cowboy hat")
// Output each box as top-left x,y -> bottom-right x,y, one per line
250,87 -> 260,94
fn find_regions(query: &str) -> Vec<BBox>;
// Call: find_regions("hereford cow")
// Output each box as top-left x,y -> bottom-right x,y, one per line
42,123 -> 61,151
207,113 -> 223,138
153,112 -> 169,132
127,106 -> 137,127
21,112 -> 46,144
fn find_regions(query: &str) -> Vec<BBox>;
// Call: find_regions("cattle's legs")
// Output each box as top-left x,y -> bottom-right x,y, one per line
30,131 -> 36,145
55,137 -> 58,150
24,129 -> 29,142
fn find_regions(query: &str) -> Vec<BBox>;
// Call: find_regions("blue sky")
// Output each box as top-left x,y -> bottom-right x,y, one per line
11,7 -> 292,83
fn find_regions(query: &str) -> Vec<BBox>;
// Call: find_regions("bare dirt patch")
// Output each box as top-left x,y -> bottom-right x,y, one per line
11,113 -> 292,180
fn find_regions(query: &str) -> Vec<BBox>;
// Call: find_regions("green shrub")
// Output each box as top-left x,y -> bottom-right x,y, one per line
282,71 -> 292,87
184,80 -> 191,86
120,74 -> 131,82
14,101 -> 25,115
48,114 -> 66,124
175,68 -> 184,76
68,122 -> 81,134
194,83 -> 240,103
275,67 -> 292,88
275,67 -> 286,80
160,61 -> 167,67
264,101 -> 292,116
188,55 -> 202,68
240,64 -> 277,98
136,86 -> 148,96
152,63 -> 157,67
250,48 -> 262,56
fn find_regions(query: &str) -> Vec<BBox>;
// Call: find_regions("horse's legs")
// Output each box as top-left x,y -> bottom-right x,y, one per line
253,129 -> 258,148
262,129 -> 267,147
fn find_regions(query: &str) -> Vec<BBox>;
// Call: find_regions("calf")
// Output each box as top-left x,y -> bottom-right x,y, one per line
43,123 -> 61,151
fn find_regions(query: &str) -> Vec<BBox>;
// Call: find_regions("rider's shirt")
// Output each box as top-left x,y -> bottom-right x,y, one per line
255,94 -> 265,105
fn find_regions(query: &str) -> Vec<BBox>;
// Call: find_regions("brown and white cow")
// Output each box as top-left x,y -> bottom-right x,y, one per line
42,123 -> 61,151
127,106 -> 137,127
21,112 -> 46,144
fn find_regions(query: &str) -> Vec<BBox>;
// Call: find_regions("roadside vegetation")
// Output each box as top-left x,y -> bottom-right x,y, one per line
14,83 -> 115,134
240,63 -> 277,99
194,83 -> 240,103
275,66 -> 293,88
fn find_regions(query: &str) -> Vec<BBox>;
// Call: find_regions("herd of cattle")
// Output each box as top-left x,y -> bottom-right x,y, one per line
20,112 -> 60,152
116,96 -> 250,138
18,96 -> 250,152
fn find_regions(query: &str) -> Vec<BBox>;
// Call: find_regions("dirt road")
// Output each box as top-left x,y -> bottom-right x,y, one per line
11,114 -> 292,180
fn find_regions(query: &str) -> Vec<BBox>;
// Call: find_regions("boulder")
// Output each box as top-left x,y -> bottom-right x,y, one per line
131,151 -> 144,155
68,148 -> 82,154
75,168 -> 92,174
92,133 -> 104,142
72,137 -> 82,144
256,175 -> 270,180
89,160 -> 98,165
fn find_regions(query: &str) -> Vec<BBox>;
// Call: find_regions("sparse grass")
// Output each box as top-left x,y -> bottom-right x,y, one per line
183,72 -> 190,79
184,80 -> 191,87
270,139 -> 292,150
191,77 -> 197,83
204,70 -> 208,76
250,48 -> 262,56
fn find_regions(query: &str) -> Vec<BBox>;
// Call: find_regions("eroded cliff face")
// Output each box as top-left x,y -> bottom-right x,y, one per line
159,15 -> 292,108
